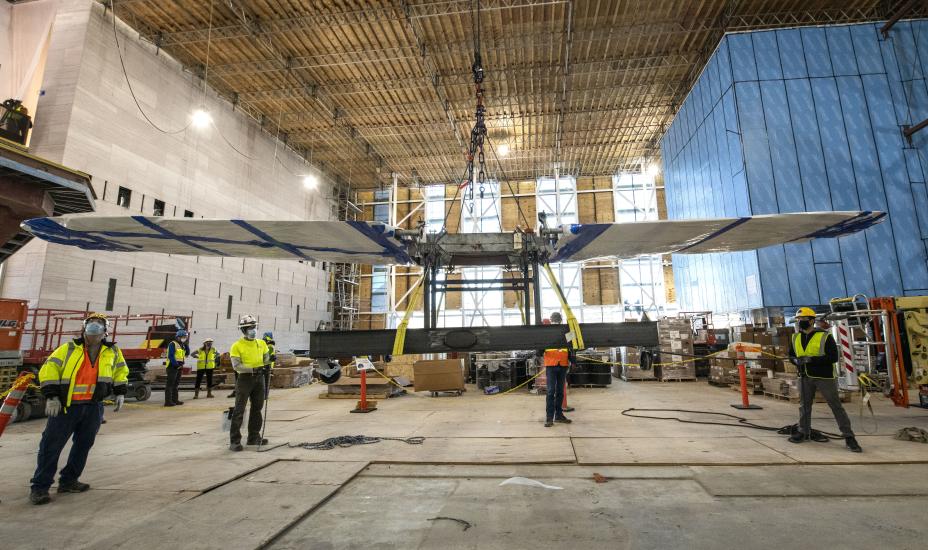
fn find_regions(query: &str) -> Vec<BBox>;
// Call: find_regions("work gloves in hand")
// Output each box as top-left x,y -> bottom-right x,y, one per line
113,395 -> 125,412
45,397 -> 61,418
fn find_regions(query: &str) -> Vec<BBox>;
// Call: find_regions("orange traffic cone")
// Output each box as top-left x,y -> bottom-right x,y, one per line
0,372 -> 35,438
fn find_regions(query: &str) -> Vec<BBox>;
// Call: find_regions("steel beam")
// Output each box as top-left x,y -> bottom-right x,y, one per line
308,322 -> 658,357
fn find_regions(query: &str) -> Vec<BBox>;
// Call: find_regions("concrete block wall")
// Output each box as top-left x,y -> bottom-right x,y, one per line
663,21 -> 928,314
1,1 -> 335,353
0,3 -> 11,99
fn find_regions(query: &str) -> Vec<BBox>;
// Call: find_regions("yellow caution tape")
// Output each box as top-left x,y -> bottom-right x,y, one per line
0,373 -> 38,400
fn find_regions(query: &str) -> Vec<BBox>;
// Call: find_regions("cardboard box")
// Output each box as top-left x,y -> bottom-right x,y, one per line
413,359 -> 465,392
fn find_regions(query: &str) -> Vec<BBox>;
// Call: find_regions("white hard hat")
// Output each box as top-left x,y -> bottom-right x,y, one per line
238,314 -> 257,329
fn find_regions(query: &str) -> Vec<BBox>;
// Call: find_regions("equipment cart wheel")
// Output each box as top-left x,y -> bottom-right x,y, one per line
134,384 -> 152,401
12,400 -> 32,423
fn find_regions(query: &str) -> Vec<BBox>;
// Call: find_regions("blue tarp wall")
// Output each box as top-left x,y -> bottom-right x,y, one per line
663,21 -> 928,313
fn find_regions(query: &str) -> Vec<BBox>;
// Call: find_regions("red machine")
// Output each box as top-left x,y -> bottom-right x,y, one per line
0,298 -> 192,421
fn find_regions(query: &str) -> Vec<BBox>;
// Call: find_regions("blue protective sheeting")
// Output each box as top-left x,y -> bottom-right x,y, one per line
662,21 -> 928,312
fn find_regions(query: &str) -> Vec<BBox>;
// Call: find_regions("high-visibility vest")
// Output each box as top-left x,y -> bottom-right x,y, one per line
229,338 -> 269,373
264,338 -> 276,369
38,341 -> 129,407
165,341 -> 186,366
544,348 -> 570,367
196,348 -> 219,370
792,331 -> 836,379
70,352 -> 99,402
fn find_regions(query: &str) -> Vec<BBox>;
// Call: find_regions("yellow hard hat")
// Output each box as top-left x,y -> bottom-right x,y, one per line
83,312 -> 110,332
796,307 -> 817,318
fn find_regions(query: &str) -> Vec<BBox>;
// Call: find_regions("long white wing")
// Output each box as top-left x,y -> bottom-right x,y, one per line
21,215 -> 412,265
551,211 -> 886,262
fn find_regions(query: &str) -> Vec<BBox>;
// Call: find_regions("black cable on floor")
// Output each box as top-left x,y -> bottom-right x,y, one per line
621,408 -> 844,439
290,435 -> 426,451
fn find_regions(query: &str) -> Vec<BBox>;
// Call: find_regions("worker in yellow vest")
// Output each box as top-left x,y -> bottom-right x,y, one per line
192,338 -> 220,399
228,315 -> 270,451
542,311 -> 572,428
29,313 -> 129,505
164,330 -> 189,407
788,307 -> 861,452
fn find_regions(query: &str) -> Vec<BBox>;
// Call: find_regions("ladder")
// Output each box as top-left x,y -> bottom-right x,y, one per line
330,185 -> 361,331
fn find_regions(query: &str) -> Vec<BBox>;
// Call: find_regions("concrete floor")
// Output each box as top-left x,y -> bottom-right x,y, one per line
1,379 -> 927,549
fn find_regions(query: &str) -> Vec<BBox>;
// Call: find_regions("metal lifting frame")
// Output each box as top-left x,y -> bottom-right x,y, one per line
420,257 -> 545,329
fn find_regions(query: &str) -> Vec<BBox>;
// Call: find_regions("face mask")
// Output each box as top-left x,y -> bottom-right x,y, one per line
245,329 -> 257,339
84,323 -> 105,336
798,319 -> 812,331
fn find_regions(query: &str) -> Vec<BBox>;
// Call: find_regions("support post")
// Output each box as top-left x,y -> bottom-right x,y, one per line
522,263 -> 532,326
422,264 -> 432,330
532,260 -> 543,325
430,265 -> 439,329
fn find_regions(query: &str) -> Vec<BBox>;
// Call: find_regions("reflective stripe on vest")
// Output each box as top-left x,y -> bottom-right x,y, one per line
544,348 -> 570,367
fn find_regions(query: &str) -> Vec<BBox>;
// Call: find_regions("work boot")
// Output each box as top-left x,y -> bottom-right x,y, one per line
30,489 -> 51,505
57,481 -> 90,493
810,431 -> 830,443
563,406 -> 575,413
193,389 -> 199,399
544,419 -> 553,428
247,437 -> 269,446
175,400 -> 185,406
227,392 -> 235,398
788,432 -> 808,444
846,436 -> 863,453
164,403 -> 176,407
555,416 -> 572,424
207,390 -> 214,398
229,443 -> 244,452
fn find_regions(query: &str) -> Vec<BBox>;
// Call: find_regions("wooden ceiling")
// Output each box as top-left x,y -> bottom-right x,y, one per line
112,0 -> 917,189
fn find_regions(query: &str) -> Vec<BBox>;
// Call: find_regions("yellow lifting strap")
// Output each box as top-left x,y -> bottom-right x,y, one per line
542,263 -> 585,350
392,276 -> 425,356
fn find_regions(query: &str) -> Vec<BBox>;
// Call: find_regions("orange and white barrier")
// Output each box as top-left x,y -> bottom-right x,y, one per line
0,371 -> 35,438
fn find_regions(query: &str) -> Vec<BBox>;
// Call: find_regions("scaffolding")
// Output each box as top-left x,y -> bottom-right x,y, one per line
330,185 -> 362,331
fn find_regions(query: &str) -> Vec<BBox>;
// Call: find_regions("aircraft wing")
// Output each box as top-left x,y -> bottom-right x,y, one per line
20,215 -> 412,265
551,211 -> 886,262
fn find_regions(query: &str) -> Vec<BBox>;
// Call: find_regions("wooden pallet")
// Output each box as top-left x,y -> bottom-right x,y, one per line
763,391 -> 794,402
731,384 -> 764,395
658,377 -> 697,382
708,380 -> 729,388
762,391 -> 851,404
319,392 -> 391,400
621,376 -> 657,382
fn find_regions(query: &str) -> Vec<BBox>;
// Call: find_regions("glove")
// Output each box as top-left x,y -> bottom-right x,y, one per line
113,395 -> 125,412
45,397 -> 61,418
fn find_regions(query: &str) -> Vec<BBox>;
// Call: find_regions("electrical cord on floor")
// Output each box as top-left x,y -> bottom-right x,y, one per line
621,408 -> 844,440
289,435 -> 426,451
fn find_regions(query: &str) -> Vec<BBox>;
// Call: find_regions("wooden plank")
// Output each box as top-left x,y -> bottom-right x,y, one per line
89,461 -> 368,549
573,437 -> 796,466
